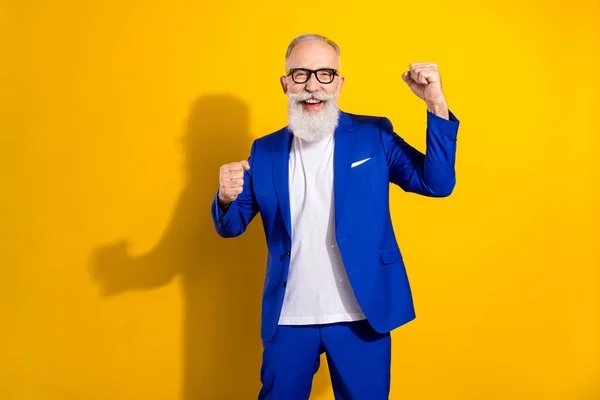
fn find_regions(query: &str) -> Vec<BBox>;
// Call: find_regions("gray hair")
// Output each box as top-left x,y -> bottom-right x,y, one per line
285,34 -> 341,60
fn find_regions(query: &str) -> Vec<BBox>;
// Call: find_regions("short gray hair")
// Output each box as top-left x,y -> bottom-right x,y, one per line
285,34 -> 341,60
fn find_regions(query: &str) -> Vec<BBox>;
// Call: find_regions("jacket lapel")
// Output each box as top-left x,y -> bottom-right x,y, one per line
333,112 -> 356,231
272,127 -> 293,239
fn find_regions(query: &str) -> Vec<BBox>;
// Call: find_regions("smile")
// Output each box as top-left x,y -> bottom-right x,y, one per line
302,98 -> 325,111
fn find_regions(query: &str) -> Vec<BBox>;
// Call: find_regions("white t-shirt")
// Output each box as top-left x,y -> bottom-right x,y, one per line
278,132 -> 366,325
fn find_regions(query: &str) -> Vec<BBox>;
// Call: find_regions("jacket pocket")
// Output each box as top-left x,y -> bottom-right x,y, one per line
350,154 -> 376,174
378,246 -> 402,265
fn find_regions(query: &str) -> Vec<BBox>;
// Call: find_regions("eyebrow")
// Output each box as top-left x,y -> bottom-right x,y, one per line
288,66 -> 337,70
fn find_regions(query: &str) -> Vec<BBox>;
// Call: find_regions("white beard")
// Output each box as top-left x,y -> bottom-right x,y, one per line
287,89 -> 340,142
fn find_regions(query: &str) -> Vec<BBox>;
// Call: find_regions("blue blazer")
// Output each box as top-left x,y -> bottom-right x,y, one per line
211,110 -> 460,342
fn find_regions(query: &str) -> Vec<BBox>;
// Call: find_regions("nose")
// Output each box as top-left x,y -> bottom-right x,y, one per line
305,72 -> 321,92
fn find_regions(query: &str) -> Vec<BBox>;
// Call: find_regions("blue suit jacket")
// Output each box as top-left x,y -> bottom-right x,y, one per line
211,110 -> 460,342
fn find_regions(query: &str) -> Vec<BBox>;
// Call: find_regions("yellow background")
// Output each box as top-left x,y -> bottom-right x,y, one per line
1,0 -> 598,398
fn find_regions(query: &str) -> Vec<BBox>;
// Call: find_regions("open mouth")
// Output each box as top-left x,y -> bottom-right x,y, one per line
302,98 -> 325,111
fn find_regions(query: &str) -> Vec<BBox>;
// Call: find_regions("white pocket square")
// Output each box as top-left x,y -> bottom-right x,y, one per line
351,157 -> 371,168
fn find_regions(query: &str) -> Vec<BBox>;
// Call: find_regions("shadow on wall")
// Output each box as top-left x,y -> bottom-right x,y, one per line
90,94 -> 259,399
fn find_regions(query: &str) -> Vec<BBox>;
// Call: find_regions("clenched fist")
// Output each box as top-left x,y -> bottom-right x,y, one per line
218,160 -> 250,206
401,63 -> 449,119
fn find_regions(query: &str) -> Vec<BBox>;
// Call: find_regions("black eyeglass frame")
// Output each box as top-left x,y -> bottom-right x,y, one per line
286,68 -> 339,84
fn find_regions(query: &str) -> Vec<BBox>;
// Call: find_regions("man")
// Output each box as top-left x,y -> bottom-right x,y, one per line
211,34 -> 459,399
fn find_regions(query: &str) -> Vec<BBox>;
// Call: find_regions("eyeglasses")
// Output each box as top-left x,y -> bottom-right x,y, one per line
287,68 -> 338,84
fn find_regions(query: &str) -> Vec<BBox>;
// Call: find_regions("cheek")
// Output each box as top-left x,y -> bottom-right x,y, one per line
288,84 -> 305,95
323,82 -> 340,95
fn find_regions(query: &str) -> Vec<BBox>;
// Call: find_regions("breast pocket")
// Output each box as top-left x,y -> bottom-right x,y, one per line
350,154 -> 376,174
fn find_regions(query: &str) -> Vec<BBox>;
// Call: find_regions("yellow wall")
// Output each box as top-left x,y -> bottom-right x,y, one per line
1,0 -> 598,398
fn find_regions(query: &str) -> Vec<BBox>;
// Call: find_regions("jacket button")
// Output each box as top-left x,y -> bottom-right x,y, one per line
285,252 -> 290,257
282,281 -> 287,287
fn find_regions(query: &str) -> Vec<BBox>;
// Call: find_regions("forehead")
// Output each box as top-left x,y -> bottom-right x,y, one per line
286,40 -> 340,70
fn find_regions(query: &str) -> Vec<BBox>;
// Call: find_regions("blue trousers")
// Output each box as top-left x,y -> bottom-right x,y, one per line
258,320 -> 391,399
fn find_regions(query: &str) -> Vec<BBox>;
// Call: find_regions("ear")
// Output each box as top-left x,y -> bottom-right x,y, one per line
334,75 -> 345,95
280,75 -> 288,95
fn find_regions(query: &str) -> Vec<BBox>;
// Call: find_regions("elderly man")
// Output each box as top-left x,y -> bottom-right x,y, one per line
211,34 -> 459,399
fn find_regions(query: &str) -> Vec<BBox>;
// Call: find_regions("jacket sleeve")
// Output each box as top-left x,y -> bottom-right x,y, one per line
211,140 -> 260,237
380,110 -> 460,197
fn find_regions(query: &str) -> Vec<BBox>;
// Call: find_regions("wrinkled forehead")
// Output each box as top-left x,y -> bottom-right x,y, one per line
286,40 -> 340,71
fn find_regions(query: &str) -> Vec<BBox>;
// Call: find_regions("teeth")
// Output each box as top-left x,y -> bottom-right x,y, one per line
305,99 -> 322,104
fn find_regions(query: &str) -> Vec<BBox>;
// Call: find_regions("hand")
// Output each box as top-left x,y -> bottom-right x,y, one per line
218,160 -> 250,206
89,240 -> 132,296
401,63 -> 447,109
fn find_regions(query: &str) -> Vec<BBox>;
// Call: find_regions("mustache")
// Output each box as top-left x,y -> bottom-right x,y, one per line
289,90 -> 332,103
